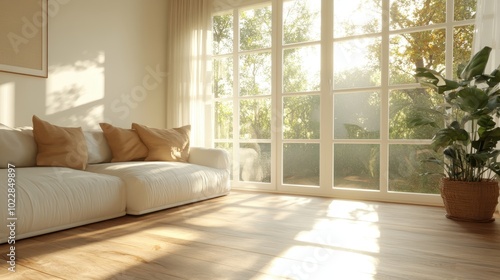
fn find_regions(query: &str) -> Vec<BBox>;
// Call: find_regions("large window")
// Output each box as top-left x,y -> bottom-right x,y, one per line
213,0 -> 476,204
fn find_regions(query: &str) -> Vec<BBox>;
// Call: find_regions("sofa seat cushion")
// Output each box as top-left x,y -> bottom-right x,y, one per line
0,167 -> 126,243
86,161 -> 230,215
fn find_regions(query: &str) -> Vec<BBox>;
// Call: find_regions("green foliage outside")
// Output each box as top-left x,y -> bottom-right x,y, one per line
212,0 -> 477,192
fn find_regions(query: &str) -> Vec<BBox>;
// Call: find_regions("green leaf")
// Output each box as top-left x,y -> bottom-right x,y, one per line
466,153 -> 489,167
477,115 -> 496,130
456,87 -> 488,114
460,46 -> 492,80
449,121 -> 461,130
431,127 -> 469,150
421,157 -> 444,166
488,162 -> 500,176
456,63 -> 466,79
488,66 -> 500,87
486,95 -> 500,114
407,116 -> 439,128
479,127 -> 500,144
487,83 -> 500,98
443,146 -> 457,159
415,68 -> 460,94
472,128 -> 500,153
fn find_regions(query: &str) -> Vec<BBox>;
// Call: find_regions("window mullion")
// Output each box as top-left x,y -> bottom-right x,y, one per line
379,0 -> 390,194
320,0 -> 333,193
274,0 -> 283,190
445,0 -> 454,78
233,8 -> 241,186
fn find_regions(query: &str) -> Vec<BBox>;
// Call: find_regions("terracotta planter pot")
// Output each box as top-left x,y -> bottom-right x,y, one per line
440,178 -> 499,222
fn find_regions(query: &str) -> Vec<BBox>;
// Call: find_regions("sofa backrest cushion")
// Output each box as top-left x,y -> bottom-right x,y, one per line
99,123 -> 148,162
132,123 -> 190,162
0,123 -> 37,168
32,115 -> 88,170
84,130 -> 112,164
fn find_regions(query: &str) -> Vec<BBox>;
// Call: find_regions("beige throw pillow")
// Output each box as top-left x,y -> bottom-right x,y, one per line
84,130 -> 113,164
0,124 -> 37,168
132,123 -> 191,162
32,115 -> 88,170
99,123 -> 148,162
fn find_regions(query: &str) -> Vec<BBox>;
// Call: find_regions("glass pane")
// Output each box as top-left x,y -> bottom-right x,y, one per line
283,45 -> 320,93
454,0 -> 477,21
389,88 -> 444,139
215,142 -> 233,180
215,101 -> 233,139
453,25 -> 474,80
213,13 -> 233,55
283,95 -> 320,140
333,37 -> 381,89
389,144 -> 441,194
240,6 -> 272,50
334,92 -> 380,139
389,29 -> 445,85
334,144 -> 380,190
283,143 -> 319,186
240,52 -> 271,96
240,98 -> 271,139
240,143 -> 271,183
333,0 -> 381,37
283,0 -> 321,44
389,0 -> 445,30
213,57 -> 233,98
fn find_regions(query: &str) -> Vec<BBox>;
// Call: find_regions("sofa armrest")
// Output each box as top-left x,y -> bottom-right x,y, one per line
188,147 -> 230,170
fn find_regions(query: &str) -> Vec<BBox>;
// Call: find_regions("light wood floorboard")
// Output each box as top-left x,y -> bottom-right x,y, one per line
1,191 -> 499,279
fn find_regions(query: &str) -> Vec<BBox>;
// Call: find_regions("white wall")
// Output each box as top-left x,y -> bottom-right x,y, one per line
0,0 -> 167,129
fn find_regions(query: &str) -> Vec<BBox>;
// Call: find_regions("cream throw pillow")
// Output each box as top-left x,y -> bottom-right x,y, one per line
99,123 -> 148,162
32,115 -> 88,170
0,124 -> 37,168
84,130 -> 113,164
132,123 -> 191,162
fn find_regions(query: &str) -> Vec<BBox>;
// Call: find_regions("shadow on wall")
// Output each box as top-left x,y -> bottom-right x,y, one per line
45,51 -> 106,128
0,0 -> 168,129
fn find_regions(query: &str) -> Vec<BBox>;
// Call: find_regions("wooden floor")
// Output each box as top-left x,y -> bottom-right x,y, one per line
1,191 -> 499,280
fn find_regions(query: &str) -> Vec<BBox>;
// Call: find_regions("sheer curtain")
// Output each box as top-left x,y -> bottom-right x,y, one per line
473,0 -> 500,212
166,0 -> 214,147
473,0 -> 500,72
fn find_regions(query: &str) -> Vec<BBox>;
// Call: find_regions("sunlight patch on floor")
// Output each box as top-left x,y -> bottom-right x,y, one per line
265,245 -> 378,279
264,200 -> 382,279
294,219 -> 380,253
327,200 -> 380,222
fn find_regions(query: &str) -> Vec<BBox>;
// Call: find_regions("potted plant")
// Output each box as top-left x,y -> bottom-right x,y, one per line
413,46 -> 500,222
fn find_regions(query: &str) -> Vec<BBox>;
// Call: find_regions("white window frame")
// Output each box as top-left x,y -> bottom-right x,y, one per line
213,0 -> 476,206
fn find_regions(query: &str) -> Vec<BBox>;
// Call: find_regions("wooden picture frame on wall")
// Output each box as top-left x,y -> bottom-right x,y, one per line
0,0 -> 48,78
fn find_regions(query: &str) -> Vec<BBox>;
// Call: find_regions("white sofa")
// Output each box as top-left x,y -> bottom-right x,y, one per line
0,124 -> 230,243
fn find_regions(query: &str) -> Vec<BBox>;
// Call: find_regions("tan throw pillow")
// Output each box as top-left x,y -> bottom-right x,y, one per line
32,115 -> 88,170
99,123 -> 148,162
132,123 -> 190,162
